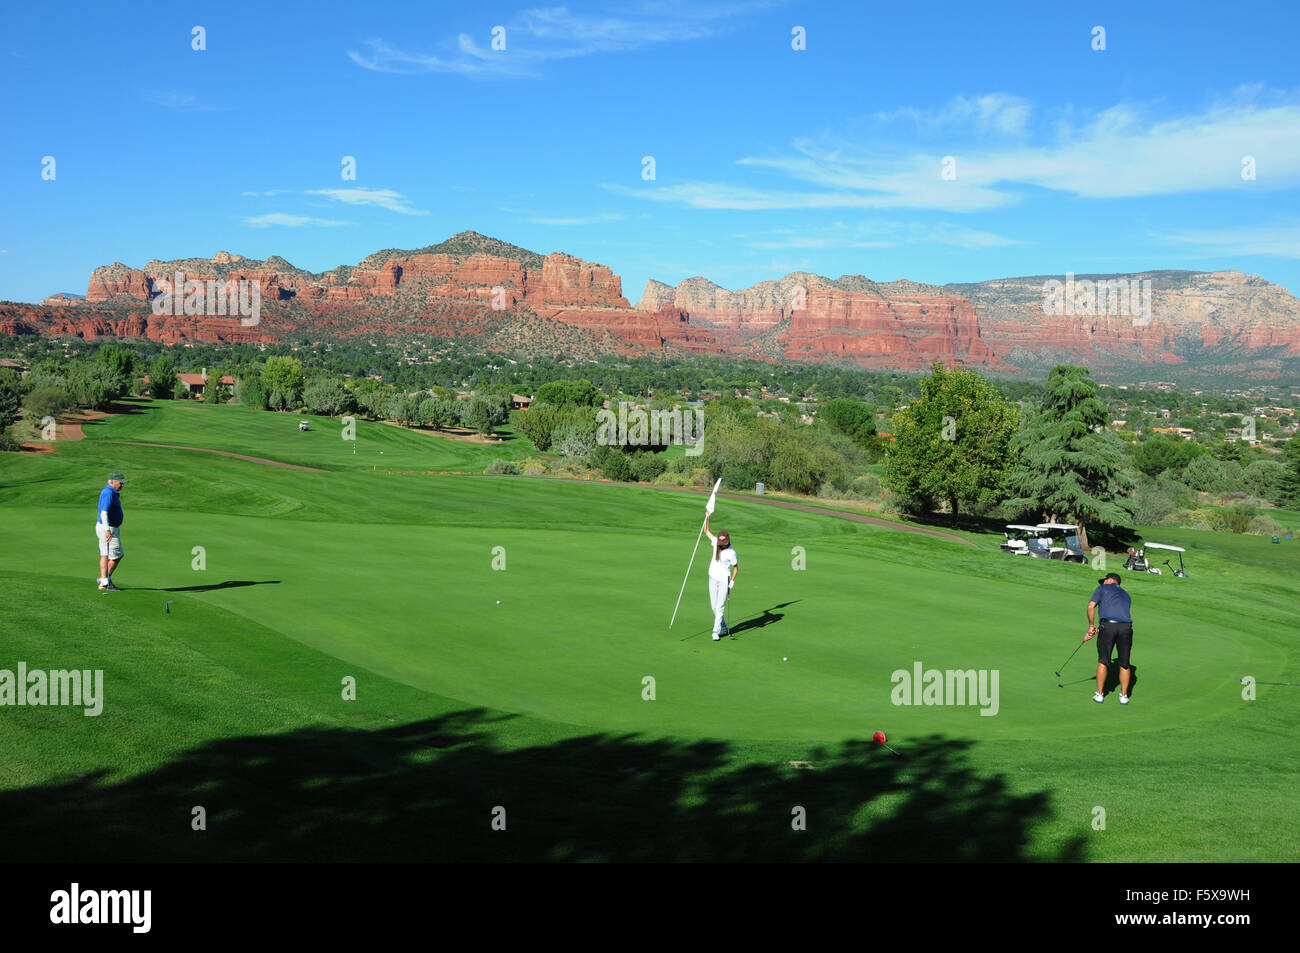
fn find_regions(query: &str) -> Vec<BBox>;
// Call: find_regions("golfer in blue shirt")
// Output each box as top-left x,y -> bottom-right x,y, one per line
1085,572 -> 1133,705
96,472 -> 126,591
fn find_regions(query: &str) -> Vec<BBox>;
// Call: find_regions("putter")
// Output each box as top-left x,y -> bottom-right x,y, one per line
1242,677 -> 1300,687
165,600 -> 174,614
1055,637 -> 1087,677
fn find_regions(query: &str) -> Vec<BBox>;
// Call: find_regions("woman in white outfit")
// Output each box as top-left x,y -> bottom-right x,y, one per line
703,512 -> 738,640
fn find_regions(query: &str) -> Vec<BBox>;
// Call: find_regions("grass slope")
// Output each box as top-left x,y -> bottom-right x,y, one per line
1,400 -> 1296,860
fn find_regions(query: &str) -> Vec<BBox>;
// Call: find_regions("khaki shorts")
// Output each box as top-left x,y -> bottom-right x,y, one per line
96,525 -> 124,559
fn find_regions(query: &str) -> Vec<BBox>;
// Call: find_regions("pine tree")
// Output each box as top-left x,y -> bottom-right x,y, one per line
1003,365 -> 1134,552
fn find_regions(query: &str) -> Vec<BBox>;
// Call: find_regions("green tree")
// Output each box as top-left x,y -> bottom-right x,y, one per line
418,396 -> 441,428
1003,365 -> 1134,551
303,376 -> 355,417
885,362 -> 1019,525
95,343 -> 134,386
819,398 -> 877,445
236,376 -> 268,410
1184,456 -> 1229,493
1274,437 -> 1300,508
261,357 -> 305,409
469,399 -> 493,435
0,377 -> 19,429
536,378 -> 602,408
203,371 -> 228,405
23,383 -> 75,419
1133,437 -> 1204,477
149,356 -> 178,400
1243,459 -> 1286,499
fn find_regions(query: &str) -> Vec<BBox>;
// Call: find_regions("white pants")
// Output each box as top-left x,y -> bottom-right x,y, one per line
709,576 -> 730,634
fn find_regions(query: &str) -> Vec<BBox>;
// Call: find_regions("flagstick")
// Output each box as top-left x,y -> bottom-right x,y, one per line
669,516 -> 707,629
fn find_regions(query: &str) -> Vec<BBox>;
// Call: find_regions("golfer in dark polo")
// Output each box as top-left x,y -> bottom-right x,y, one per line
1084,572 -> 1133,705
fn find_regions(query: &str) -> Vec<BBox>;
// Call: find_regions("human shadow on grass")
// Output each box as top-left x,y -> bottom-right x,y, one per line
1102,662 -> 1139,698
132,580 -> 283,593
676,601 -> 798,642
728,601 -> 799,637
0,708 -> 1087,862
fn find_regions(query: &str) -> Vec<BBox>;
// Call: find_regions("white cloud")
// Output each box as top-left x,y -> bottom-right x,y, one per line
304,188 -> 429,216
243,214 -> 354,228
1151,221 -> 1300,258
614,91 -> 1300,213
738,221 -> 1022,251
143,90 -> 221,111
527,213 -> 624,226
349,2 -> 761,76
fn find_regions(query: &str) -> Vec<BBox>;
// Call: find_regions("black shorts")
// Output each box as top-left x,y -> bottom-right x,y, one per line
1097,620 -> 1133,668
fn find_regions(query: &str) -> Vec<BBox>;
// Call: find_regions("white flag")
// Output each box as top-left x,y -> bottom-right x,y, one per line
704,477 -> 721,515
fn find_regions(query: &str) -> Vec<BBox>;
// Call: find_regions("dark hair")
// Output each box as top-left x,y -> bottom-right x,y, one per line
715,532 -> 730,560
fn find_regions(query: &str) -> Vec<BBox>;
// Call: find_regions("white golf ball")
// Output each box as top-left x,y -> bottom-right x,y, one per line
496,600 -> 501,604
783,657 -> 788,661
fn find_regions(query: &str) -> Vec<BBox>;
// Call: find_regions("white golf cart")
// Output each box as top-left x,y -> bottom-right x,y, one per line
1000,524 -> 1041,555
299,420 -> 311,432
1039,523 -> 1087,563
1146,542 -> 1189,578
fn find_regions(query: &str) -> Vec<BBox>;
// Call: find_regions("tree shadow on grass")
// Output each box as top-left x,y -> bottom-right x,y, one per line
0,709 -> 1087,862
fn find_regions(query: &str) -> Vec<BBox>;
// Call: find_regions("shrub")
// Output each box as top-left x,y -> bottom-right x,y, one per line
600,450 -> 635,482
721,462 -> 763,491
1132,485 -> 1177,526
1246,514 -> 1286,537
629,451 -> 668,483
553,422 -> 596,458
521,457 -> 548,476
0,430 -> 22,452
1184,456 -> 1229,493
851,473 -> 881,498
23,384 -> 74,419
486,458 -> 520,475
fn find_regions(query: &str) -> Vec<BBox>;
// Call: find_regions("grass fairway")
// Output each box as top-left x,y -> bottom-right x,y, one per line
2,399 -> 1297,861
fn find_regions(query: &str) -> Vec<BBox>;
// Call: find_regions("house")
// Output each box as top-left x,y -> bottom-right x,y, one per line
511,393 -> 533,410
177,368 -> 236,396
0,358 -> 26,376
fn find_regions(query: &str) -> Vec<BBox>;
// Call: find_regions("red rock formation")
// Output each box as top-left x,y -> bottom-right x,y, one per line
778,290 -> 1006,370
11,237 -> 1299,374
86,265 -> 154,302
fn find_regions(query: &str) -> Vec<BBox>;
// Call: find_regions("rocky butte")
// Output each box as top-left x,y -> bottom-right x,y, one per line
4,232 -> 1299,377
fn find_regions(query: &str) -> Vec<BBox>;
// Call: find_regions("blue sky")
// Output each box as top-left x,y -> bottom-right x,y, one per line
3,0 -> 1299,304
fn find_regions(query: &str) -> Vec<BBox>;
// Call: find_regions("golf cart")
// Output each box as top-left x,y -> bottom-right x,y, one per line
1146,542 -> 1189,578
1000,524 -> 1041,555
299,420 -> 311,432
1039,523 -> 1087,563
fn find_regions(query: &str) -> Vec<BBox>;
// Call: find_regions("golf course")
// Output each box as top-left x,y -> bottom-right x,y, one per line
1,399 -> 1296,862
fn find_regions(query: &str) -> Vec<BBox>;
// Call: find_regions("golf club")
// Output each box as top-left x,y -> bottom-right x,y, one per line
1242,677 -> 1300,687
1057,675 -> 1093,688
1055,636 -> 1087,677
